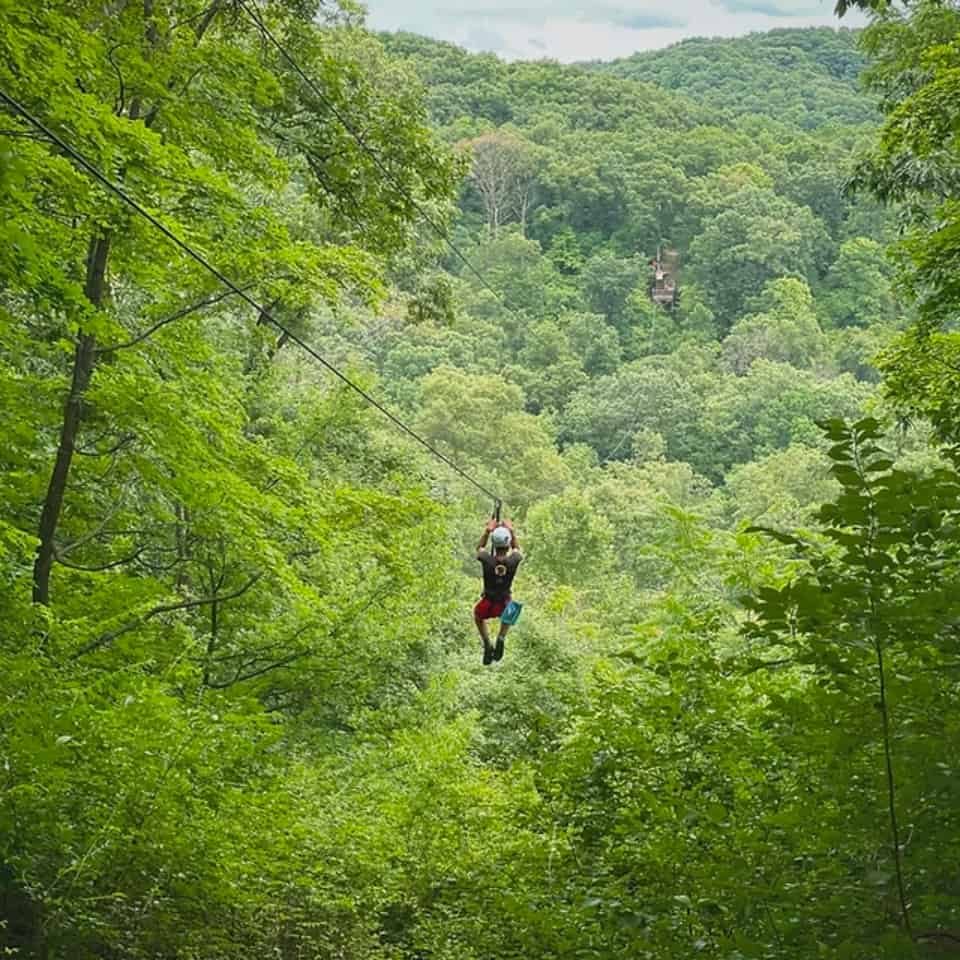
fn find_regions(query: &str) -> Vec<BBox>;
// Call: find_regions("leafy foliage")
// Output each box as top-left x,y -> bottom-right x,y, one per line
3,6 -> 956,960
746,417 -> 960,945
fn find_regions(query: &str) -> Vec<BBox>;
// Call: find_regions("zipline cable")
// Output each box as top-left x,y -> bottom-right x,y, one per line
237,0 -> 513,312
0,88 -> 502,505
605,377 -> 652,461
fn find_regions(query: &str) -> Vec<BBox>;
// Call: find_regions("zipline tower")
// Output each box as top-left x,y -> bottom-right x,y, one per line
649,246 -> 680,309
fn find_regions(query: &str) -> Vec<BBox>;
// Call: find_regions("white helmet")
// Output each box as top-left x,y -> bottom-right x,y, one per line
491,526 -> 511,548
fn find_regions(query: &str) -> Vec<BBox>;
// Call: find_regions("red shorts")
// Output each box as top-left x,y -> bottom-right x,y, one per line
474,596 -> 509,620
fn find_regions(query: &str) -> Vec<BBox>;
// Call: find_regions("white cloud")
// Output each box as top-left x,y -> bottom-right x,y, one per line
363,0 -> 866,61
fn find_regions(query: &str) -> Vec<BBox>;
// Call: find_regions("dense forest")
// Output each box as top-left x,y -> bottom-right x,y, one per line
2,0 -> 960,957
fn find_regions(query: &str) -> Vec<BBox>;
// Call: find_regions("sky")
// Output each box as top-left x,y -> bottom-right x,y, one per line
363,0 -> 866,62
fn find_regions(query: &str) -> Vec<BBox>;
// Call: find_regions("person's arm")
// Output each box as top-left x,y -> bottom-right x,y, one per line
477,518 -> 497,553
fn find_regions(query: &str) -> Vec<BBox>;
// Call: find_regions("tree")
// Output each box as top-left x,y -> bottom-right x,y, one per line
847,0 -> 960,335
746,417 -> 960,944
579,251 -> 646,334
545,227 -> 585,275
613,159 -> 690,253
708,359 -> 870,472
724,444 -> 837,526
561,348 -> 721,467
524,493 -> 617,585
722,277 -> 827,373
565,312 -> 622,376
509,320 -> 588,413
0,0 -> 459,606
461,130 -> 540,237
841,3 -> 960,447
688,186 -> 830,328
819,237 -> 898,329
414,366 -> 570,508
458,232 -> 577,331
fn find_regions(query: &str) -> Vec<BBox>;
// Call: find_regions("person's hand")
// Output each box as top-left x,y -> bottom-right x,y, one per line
501,519 -> 514,531
485,519 -> 498,532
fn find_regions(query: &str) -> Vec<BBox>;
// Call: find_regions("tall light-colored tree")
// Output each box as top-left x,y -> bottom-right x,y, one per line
462,131 -> 539,237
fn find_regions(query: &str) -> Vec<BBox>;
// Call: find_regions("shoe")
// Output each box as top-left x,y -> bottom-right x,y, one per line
483,642 -> 494,665
494,636 -> 505,661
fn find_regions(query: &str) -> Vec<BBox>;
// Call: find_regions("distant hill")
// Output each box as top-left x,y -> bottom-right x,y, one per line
591,27 -> 872,129
382,27 -> 872,133
380,31 -> 712,131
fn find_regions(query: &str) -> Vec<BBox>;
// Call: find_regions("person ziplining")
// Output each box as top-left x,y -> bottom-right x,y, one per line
474,517 -> 523,665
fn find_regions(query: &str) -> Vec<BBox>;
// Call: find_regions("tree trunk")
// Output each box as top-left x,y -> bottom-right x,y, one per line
33,0 -> 219,606
33,234 -> 110,605
195,0 -> 223,40
174,502 -> 191,590
202,586 -> 219,687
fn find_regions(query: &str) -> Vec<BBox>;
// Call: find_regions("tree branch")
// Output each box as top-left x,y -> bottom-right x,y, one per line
204,587 -> 392,689
194,0 -> 223,41
916,930 -> 960,945
75,432 -> 136,457
58,496 -> 133,556
98,286 -> 253,354
54,545 -> 144,572
0,128 -> 53,142
204,646 -> 311,688
73,573 -> 262,658
106,44 -> 127,115
745,657 -> 796,673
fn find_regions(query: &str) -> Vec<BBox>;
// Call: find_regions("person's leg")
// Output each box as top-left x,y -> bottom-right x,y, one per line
493,622 -> 510,661
474,600 -> 494,664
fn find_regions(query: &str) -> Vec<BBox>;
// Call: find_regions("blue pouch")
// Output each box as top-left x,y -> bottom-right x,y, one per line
500,600 -> 523,626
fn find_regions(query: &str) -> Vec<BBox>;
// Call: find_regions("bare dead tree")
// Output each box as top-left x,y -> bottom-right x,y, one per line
462,131 -> 538,238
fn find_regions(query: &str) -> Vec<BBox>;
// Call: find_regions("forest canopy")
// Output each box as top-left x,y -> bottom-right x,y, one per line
2,1 -> 960,958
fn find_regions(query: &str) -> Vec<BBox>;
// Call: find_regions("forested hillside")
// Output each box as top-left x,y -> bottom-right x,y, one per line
595,27 -> 873,127
376,26 -> 897,486
3,2 -> 960,958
